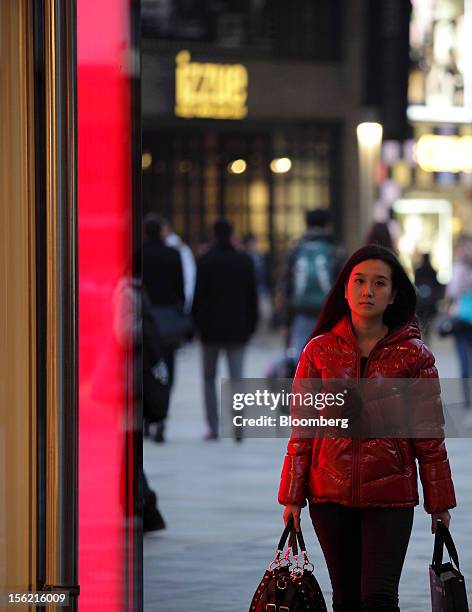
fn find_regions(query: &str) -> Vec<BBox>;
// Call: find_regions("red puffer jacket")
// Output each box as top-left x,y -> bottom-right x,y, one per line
278,317 -> 456,514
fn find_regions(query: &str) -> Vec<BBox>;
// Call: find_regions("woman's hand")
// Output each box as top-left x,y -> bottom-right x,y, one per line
431,510 -> 451,534
283,504 -> 301,532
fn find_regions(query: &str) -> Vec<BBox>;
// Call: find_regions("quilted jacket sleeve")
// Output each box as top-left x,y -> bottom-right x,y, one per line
278,342 -> 320,507
409,345 -> 456,514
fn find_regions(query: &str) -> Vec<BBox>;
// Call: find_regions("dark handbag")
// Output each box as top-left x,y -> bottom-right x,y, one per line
151,305 -> 193,347
429,522 -> 469,612
143,359 -> 169,422
249,518 -> 327,612
143,294 -> 170,422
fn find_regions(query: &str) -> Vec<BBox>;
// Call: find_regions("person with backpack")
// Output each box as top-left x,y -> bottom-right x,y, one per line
445,235 -> 472,418
414,253 -> 443,344
280,209 -> 344,357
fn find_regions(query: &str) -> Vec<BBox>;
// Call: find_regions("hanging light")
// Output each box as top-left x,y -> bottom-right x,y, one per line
142,152 -> 152,170
228,159 -> 247,174
356,122 -> 383,147
270,157 -> 292,173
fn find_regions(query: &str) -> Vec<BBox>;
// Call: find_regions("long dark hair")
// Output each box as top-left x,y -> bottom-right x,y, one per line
310,245 -> 416,339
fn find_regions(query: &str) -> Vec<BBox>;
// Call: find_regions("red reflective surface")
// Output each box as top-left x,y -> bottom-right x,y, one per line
77,0 -> 134,609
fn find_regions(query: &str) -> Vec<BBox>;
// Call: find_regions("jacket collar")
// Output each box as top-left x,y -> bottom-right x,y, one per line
331,316 -> 421,350
302,228 -> 332,242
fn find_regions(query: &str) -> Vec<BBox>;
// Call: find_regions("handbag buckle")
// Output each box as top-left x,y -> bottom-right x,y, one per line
291,564 -> 303,577
265,605 -> 276,611
277,575 -> 288,591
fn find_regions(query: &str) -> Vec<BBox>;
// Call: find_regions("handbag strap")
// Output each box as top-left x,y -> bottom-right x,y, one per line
278,518 -> 294,551
278,518 -> 307,554
295,527 -> 307,553
432,522 -> 460,570
288,531 -> 299,556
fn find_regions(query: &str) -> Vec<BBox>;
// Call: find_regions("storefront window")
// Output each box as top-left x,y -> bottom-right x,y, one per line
142,125 -> 337,281
408,0 -> 471,122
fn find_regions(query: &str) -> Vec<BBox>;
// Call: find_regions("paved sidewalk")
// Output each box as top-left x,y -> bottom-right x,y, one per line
144,332 -> 472,611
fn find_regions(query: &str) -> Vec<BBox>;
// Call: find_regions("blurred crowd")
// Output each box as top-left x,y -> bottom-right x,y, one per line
141,207 -> 472,530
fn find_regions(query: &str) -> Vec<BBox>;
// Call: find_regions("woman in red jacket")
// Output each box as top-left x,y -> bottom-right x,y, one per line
279,245 -> 456,612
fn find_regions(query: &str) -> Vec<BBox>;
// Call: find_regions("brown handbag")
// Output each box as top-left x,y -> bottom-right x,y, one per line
249,518 -> 327,612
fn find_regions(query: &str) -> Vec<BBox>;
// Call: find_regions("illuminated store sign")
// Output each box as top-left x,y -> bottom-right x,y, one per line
415,134 -> 472,172
174,50 -> 248,120
408,0 -> 472,123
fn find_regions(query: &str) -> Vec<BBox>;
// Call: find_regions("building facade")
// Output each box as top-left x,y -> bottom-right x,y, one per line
377,0 -> 472,282
141,0 -> 369,279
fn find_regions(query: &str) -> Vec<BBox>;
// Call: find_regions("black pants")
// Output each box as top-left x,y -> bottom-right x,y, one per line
309,503 -> 414,612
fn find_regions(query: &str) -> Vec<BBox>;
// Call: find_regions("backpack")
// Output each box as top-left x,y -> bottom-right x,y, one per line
291,240 -> 335,312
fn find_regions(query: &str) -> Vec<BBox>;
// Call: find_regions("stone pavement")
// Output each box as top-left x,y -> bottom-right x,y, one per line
144,331 -> 472,611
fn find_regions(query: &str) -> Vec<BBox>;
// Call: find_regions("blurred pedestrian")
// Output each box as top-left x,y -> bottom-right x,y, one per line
446,235 -> 472,419
364,218 -> 415,279
242,233 -> 271,328
142,289 -> 170,433
192,219 -> 259,441
364,221 -> 396,252
161,218 -> 196,314
141,294 -> 167,530
242,233 -> 269,297
414,253 -> 443,343
112,274 -> 166,531
280,209 -> 344,357
143,213 -> 185,442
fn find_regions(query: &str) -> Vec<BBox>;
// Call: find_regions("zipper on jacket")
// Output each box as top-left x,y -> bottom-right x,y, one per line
349,325 -> 388,506
351,348 -> 362,506
351,439 -> 360,505
312,438 -> 322,467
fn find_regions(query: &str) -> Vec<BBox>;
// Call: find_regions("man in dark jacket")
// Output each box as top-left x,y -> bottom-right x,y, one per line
143,213 -> 184,442
192,219 -> 259,440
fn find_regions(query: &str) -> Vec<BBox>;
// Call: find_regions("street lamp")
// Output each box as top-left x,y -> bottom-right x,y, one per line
357,122 -> 383,236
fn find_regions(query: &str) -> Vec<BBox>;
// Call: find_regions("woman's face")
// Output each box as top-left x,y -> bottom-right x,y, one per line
345,259 -> 396,321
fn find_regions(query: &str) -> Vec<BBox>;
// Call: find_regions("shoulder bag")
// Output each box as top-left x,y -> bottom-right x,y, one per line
429,522 -> 469,612
151,305 -> 193,347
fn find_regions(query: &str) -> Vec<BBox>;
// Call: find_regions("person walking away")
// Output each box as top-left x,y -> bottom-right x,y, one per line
280,209 -> 344,357
364,221 -> 396,252
279,245 -> 456,612
143,213 -> 184,442
161,217 -> 196,314
414,253 -> 443,344
242,233 -> 271,329
446,234 -> 472,422
364,213 -> 418,280
192,219 -> 259,441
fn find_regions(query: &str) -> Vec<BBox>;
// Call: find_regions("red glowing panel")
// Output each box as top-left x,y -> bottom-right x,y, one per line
77,0 -> 133,610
